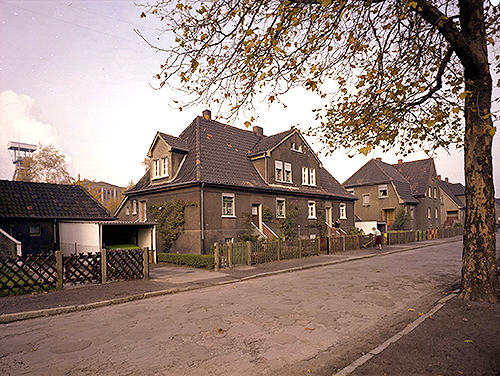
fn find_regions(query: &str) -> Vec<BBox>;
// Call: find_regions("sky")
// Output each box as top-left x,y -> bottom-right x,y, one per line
1,0 -> 499,197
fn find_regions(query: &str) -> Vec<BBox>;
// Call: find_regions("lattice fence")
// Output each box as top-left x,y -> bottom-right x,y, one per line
107,249 -> 144,281
0,254 -> 57,296
64,253 -> 101,285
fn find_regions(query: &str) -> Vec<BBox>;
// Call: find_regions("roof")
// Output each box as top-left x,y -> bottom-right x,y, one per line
439,180 -> 465,208
392,159 -> 435,197
447,182 -> 465,197
158,132 -> 189,152
0,180 -> 115,220
343,159 -> 418,204
127,116 -> 354,200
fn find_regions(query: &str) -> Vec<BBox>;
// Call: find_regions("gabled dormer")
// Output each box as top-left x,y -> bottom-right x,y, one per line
148,132 -> 189,185
248,127 -> 322,189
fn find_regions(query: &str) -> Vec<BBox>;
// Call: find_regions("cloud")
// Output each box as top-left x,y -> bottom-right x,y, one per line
0,90 -> 67,180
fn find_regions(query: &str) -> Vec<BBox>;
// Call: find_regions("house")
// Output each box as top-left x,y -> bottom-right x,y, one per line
0,180 -> 155,257
343,158 -> 441,231
82,180 -> 125,209
115,110 -> 356,254
438,176 -> 466,227
495,198 -> 500,226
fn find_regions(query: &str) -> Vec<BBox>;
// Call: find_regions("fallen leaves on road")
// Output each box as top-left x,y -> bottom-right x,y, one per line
418,312 -> 424,316
407,308 -> 415,312
429,316 -> 434,320
305,327 -> 315,331
217,327 -> 224,334
307,369 -> 312,373
464,340 -> 473,344
462,318 -> 468,322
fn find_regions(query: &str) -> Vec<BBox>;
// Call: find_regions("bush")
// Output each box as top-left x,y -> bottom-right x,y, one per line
349,227 -> 364,235
157,252 -> 214,269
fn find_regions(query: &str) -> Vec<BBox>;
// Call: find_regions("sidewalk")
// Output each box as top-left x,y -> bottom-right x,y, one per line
0,237 -> 461,322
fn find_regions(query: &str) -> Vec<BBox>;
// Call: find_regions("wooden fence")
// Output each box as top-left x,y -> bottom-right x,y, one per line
214,227 -> 464,269
0,248 -> 150,296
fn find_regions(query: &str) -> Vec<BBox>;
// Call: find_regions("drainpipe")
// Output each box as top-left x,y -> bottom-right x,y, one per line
201,182 -> 205,254
53,219 -> 58,251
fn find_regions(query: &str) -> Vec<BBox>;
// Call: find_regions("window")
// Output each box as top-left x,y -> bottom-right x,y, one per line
428,186 -> 432,198
153,157 -> 168,178
275,161 -> 283,182
125,206 -> 130,216
302,167 -> 316,186
222,194 -> 235,217
284,163 -> 292,183
434,187 -> 437,199
346,188 -> 354,195
29,224 -> 40,236
362,194 -> 370,206
378,184 -> 388,198
308,201 -> 316,219
139,201 -> 147,222
427,207 -> 431,219
276,199 -> 285,218
410,207 -> 414,218
340,203 -> 347,219
435,207 -> 439,219
132,200 -> 137,215
440,194 -> 444,205
309,168 -> 316,186
153,159 -> 160,178
291,142 -> 302,152
161,157 -> 168,177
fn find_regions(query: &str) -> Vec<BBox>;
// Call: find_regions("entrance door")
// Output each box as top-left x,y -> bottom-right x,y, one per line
252,204 -> 261,229
385,209 -> 395,227
325,207 -> 332,227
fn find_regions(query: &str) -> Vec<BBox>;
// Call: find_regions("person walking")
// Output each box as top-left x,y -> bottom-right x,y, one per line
373,227 -> 383,251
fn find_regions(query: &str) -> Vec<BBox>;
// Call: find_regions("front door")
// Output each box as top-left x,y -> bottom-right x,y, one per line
252,204 -> 261,229
385,209 -> 395,227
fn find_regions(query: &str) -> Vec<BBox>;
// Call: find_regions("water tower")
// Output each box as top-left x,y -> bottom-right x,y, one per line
7,141 -> 37,180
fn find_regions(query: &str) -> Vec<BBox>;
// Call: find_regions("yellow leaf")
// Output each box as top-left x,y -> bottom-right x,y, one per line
305,327 -> 315,331
464,339 -> 473,343
408,308 -> 415,312
488,126 -> 496,138
419,312 -> 424,316
244,121 -> 251,128
217,327 -> 224,334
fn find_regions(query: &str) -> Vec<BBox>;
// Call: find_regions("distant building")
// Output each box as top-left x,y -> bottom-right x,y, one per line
438,177 -> 465,227
82,180 -> 125,208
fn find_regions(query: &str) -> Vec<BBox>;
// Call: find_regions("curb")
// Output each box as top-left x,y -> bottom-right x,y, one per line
0,238 -> 460,324
332,289 -> 460,376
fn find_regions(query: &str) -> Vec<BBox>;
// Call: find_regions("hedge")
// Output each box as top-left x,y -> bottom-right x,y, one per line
157,253 -> 214,269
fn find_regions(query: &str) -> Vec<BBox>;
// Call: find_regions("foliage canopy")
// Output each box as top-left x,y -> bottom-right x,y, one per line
16,144 -> 72,184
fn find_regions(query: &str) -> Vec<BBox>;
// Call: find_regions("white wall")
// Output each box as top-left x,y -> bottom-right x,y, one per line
356,221 -> 378,235
59,222 -> 100,255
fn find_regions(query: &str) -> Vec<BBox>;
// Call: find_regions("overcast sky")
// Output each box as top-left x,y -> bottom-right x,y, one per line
1,0 -> 499,197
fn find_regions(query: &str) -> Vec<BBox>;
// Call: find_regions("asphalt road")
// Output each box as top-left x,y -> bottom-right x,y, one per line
0,240 -> 465,376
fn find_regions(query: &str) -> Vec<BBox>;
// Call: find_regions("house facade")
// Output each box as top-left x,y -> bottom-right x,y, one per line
438,177 -> 466,227
116,111 -> 356,254
343,158 -> 441,231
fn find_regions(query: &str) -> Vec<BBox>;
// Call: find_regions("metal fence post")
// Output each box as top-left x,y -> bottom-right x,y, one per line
277,239 -> 281,261
143,247 -> 149,280
342,236 -> 346,252
246,241 -> 252,266
55,250 -> 63,290
214,243 -> 220,271
101,248 -> 107,284
298,238 -> 302,258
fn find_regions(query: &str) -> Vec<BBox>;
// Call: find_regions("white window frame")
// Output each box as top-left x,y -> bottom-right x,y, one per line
132,200 -> 137,215
309,168 -> 316,186
275,160 -> 283,182
378,184 -> 388,198
153,159 -> 160,178
139,200 -> 147,222
284,162 -> 292,183
339,203 -> 347,219
346,188 -> 354,195
435,207 -> 439,219
276,198 -> 286,218
291,142 -> 302,152
161,157 -> 168,177
302,167 -> 308,185
222,193 -> 236,217
428,186 -> 432,198
308,201 -> 317,219
362,194 -> 370,206
410,207 -> 414,218
433,187 -> 437,199
427,207 -> 431,219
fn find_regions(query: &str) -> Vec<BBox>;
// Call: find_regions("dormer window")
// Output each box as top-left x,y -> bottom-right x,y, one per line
275,161 -> 283,181
291,142 -> 302,152
275,161 -> 292,183
152,157 -> 168,179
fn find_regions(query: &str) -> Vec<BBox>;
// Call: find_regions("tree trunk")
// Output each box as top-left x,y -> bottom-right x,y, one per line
459,0 -> 499,303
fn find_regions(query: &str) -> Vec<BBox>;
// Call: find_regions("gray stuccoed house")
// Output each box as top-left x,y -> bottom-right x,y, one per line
116,110 -> 355,254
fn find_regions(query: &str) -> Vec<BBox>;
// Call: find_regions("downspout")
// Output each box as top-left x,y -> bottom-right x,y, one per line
200,182 -> 205,254
53,219 -> 58,251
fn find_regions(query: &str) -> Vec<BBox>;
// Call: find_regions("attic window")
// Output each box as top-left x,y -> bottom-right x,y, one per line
29,224 -> 40,236
275,161 -> 283,182
291,142 -> 302,152
152,157 -> 168,179
378,185 -> 388,198
284,163 -> 292,183
302,167 -> 316,186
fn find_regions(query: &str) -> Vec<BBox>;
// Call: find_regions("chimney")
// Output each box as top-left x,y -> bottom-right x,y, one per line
253,126 -> 264,137
375,157 -> 382,162
202,109 -> 211,120
445,177 -> 449,183
437,175 -> 441,181
398,159 -> 403,164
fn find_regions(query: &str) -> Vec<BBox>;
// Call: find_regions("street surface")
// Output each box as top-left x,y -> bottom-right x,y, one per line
0,240 -> 464,375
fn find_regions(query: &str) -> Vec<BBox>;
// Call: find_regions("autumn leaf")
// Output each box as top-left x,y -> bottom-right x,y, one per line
464,340 -> 473,344
217,327 -> 224,334
408,308 -> 415,312
305,327 -> 315,331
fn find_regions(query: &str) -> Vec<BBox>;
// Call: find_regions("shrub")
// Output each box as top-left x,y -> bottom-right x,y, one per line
149,199 -> 192,251
349,227 -> 364,235
157,252 -> 214,269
